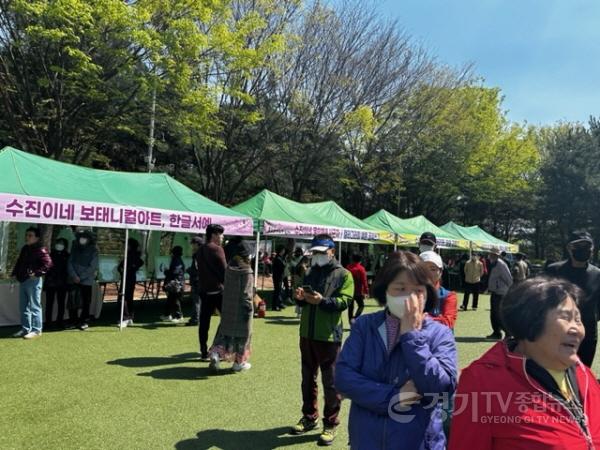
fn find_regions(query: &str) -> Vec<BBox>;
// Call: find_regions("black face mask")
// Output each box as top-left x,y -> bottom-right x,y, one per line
571,248 -> 592,263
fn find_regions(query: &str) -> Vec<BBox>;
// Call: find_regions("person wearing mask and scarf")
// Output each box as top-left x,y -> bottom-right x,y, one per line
67,230 -> 98,330
44,237 -> 70,329
420,251 -> 458,329
335,251 -> 457,450
290,234 -> 354,447
546,230 -> 600,367
117,238 -> 144,328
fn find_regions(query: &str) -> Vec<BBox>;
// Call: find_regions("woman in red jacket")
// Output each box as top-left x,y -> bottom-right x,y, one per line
448,276 -> 600,450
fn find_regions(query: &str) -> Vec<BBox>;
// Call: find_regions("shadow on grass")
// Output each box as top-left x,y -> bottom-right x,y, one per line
107,353 -> 198,368
265,318 -> 300,326
138,366 -> 235,381
175,427 -> 321,449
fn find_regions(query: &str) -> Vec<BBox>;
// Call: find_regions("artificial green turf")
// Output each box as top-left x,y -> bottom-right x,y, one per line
0,294 -> 598,450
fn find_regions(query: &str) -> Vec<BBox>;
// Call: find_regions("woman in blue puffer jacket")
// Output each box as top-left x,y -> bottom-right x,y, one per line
335,251 -> 457,450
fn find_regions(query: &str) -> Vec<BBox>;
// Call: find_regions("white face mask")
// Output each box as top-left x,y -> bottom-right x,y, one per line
419,244 -> 434,253
387,294 -> 410,319
79,237 -> 89,246
55,244 -> 65,251
312,254 -> 331,267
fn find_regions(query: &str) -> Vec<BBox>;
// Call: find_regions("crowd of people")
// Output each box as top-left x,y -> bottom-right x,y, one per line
7,223 -> 600,448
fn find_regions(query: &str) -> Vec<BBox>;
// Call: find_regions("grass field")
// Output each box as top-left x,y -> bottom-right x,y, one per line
1,293 -> 599,450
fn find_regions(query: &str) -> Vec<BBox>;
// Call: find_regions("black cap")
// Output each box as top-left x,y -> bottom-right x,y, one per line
419,232 -> 437,245
569,230 -> 593,245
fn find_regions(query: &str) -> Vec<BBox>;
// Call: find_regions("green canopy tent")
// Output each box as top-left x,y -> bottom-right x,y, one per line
232,190 -> 394,286
363,210 -> 469,250
441,221 -> 519,253
0,146 -> 253,328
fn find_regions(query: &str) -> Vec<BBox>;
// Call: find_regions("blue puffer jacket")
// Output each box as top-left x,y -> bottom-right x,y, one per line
335,310 -> 457,450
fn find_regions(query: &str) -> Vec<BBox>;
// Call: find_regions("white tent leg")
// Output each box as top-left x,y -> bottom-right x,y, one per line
394,234 -> 398,251
254,230 -> 261,290
119,228 -> 130,331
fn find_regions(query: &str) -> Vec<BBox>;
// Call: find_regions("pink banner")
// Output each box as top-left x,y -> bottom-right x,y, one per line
263,219 -> 381,242
0,193 -> 253,235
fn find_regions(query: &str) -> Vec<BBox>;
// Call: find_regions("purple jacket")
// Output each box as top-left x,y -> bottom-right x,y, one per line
12,243 -> 53,283
335,310 -> 457,450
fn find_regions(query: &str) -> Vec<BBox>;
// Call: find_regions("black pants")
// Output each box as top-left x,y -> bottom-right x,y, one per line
300,337 -> 341,427
70,284 -> 92,324
490,293 -> 504,335
120,279 -> 136,321
348,295 -> 365,322
165,291 -> 183,319
462,283 -> 480,309
272,276 -> 283,310
198,292 -> 223,357
45,287 -> 67,324
578,336 -> 598,367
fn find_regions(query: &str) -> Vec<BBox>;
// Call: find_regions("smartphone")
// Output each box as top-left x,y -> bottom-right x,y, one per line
302,285 -> 314,294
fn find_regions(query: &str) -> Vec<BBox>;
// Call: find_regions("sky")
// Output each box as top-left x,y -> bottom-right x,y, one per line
378,0 -> 600,125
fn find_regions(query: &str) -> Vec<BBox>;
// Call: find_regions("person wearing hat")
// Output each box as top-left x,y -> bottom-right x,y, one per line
186,235 -> 203,326
546,230 -> 600,367
420,251 -> 458,329
208,236 -> 254,372
290,234 -> 354,446
486,249 -> 513,340
419,232 -> 437,253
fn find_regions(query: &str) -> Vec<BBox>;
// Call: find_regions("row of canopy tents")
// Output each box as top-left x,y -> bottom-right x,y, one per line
0,146 -> 518,302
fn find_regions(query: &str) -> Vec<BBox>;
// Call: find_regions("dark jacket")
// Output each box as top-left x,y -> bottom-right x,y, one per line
298,259 -> 353,343
188,250 -> 200,287
448,341 -> 600,450
335,311 -> 457,450
118,250 -> 144,284
546,260 -> 600,341
68,235 -> 99,286
272,254 -> 286,281
164,256 -> 185,284
44,249 -> 70,289
12,242 -> 53,283
196,243 -> 226,293
219,260 -> 254,338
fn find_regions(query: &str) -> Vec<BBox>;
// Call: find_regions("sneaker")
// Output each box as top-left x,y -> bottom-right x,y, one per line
171,317 -> 183,323
23,331 -> 41,340
118,320 -> 129,328
486,333 -> 502,340
318,426 -> 338,446
459,305 -> 467,311
290,416 -> 319,435
127,319 -> 134,326
209,353 -> 221,372
200,353 -> 210,362
159,315 -> 173,321
232,362 -> 251,372
79,323 -> 89,331
13,329 -> 27,338
472,307 -> 478,311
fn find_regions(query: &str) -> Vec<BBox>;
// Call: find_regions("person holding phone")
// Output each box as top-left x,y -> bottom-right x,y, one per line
335,251 -> 457,450
289,234 -> 354,447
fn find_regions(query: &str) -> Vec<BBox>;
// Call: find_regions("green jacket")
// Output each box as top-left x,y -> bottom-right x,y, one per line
298,259 -> 354,343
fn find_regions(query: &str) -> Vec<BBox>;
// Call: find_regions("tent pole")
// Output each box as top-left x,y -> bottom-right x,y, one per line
394,233 -> 398,251
254,230 -> 261,290
119,228 -> 130,331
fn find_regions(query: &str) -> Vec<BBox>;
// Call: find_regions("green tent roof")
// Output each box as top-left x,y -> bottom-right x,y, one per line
232,190 -> 393,243
0,147 -> 252,234
441,221 -> 518,253
363,210 -> 468,249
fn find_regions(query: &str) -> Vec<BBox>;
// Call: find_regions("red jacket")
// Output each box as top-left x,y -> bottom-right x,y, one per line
345,262 -> 369,297
430,285 -> 457,329
448,341 -> 600,450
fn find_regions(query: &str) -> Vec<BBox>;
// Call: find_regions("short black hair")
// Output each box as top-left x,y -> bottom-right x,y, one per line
128,238 -> 140,250
501,276 -> 584,342
352,254 -> 362,263
26,227 -> 40,238
206,224 -> 224,242
171,245 -> 183,257
371,251 -> 438,312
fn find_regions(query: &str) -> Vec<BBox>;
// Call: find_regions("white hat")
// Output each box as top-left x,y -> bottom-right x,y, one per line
420,251 -> 443,269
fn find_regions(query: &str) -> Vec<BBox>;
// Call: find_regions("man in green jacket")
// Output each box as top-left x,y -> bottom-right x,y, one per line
290,234 -> 354,446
